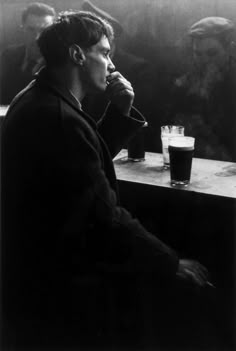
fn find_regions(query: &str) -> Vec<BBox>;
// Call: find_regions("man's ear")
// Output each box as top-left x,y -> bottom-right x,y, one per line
69,44 -> 86,65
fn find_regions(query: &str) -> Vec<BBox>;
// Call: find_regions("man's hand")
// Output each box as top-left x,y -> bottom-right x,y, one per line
177,259 -> 214,288
106,71 -> 134,116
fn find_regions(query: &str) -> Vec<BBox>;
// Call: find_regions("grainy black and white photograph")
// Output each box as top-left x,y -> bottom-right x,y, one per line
0,0 -> 236,350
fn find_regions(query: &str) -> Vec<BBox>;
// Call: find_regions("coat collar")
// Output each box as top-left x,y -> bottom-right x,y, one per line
35,67 -> 97,129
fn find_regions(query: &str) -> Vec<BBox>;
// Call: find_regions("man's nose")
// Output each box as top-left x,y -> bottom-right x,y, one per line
108,57 -> 115,73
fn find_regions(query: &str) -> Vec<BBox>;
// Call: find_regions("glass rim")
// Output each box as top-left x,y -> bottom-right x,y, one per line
161,125 -> 185,135
161,125 -> 184,129
169,136 -> 195,146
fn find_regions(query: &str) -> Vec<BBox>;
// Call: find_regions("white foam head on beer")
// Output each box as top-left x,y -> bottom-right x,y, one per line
161,125 -> 184,136
169,136 -> 195,151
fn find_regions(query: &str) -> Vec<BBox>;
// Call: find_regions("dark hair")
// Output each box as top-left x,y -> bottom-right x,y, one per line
37,10 -> 114,67
22,2 -> 56,24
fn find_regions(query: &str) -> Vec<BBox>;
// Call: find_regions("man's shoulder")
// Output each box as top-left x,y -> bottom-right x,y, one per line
7,80 -> 84,125
7,81 -> 57,118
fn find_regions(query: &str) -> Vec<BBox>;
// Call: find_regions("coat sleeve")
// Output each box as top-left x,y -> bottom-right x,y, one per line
62,108 -> 179,278
97,103 -> 146,158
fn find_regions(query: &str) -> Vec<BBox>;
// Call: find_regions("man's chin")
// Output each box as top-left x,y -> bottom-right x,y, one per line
90,85 -> 106,95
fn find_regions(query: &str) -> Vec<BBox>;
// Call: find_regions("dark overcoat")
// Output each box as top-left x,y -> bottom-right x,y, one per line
1,67 -> 178,346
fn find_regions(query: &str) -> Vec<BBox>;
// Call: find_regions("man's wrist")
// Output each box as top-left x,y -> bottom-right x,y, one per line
122,107 -> 131,117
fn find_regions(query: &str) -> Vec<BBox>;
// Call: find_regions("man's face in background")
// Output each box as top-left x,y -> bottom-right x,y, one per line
192,37 -> 229,75
22,14 -> 54,59
187,37 -> 230,99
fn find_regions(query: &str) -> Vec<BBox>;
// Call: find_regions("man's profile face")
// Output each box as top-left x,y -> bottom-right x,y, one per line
192,37 -> 229,74
23,14 -> 54,58
81,35 -> 115,93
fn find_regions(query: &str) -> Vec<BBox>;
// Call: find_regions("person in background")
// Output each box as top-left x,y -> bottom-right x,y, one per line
2,10 -> 216,351
0,2 -> 56,105
166,17 -> 236,161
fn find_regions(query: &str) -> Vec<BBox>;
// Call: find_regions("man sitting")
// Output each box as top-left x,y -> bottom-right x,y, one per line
1,10 -> 215,350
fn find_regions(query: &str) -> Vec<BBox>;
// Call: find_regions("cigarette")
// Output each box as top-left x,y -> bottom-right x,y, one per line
206,281 -> 216,288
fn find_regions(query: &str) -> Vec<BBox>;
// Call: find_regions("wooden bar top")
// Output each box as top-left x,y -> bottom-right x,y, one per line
114,149 -> 236,199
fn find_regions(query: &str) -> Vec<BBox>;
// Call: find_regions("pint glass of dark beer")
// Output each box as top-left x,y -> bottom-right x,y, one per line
169,137 -> 195,186
127,122 -> 148,162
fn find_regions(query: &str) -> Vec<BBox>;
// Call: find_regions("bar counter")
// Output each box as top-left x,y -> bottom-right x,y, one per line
114,149 -> 236,199
114,149 -> 236,347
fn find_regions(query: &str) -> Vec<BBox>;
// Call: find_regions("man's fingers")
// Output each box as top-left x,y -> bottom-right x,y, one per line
192,261 -> 209,281
106,71 -> 124,82
108,86 -> 134,97
107,79 -> 132,92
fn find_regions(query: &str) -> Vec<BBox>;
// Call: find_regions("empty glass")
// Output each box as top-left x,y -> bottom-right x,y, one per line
161,125 -> 184,168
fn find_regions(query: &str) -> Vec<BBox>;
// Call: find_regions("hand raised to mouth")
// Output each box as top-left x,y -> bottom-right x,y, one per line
105,71 -> 134,116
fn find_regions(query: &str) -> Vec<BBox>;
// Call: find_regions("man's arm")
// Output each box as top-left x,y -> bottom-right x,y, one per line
98,103 -> 146,158
62,111 -> 209,287
62,111 -> 179,277
97,71 -> 146,158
